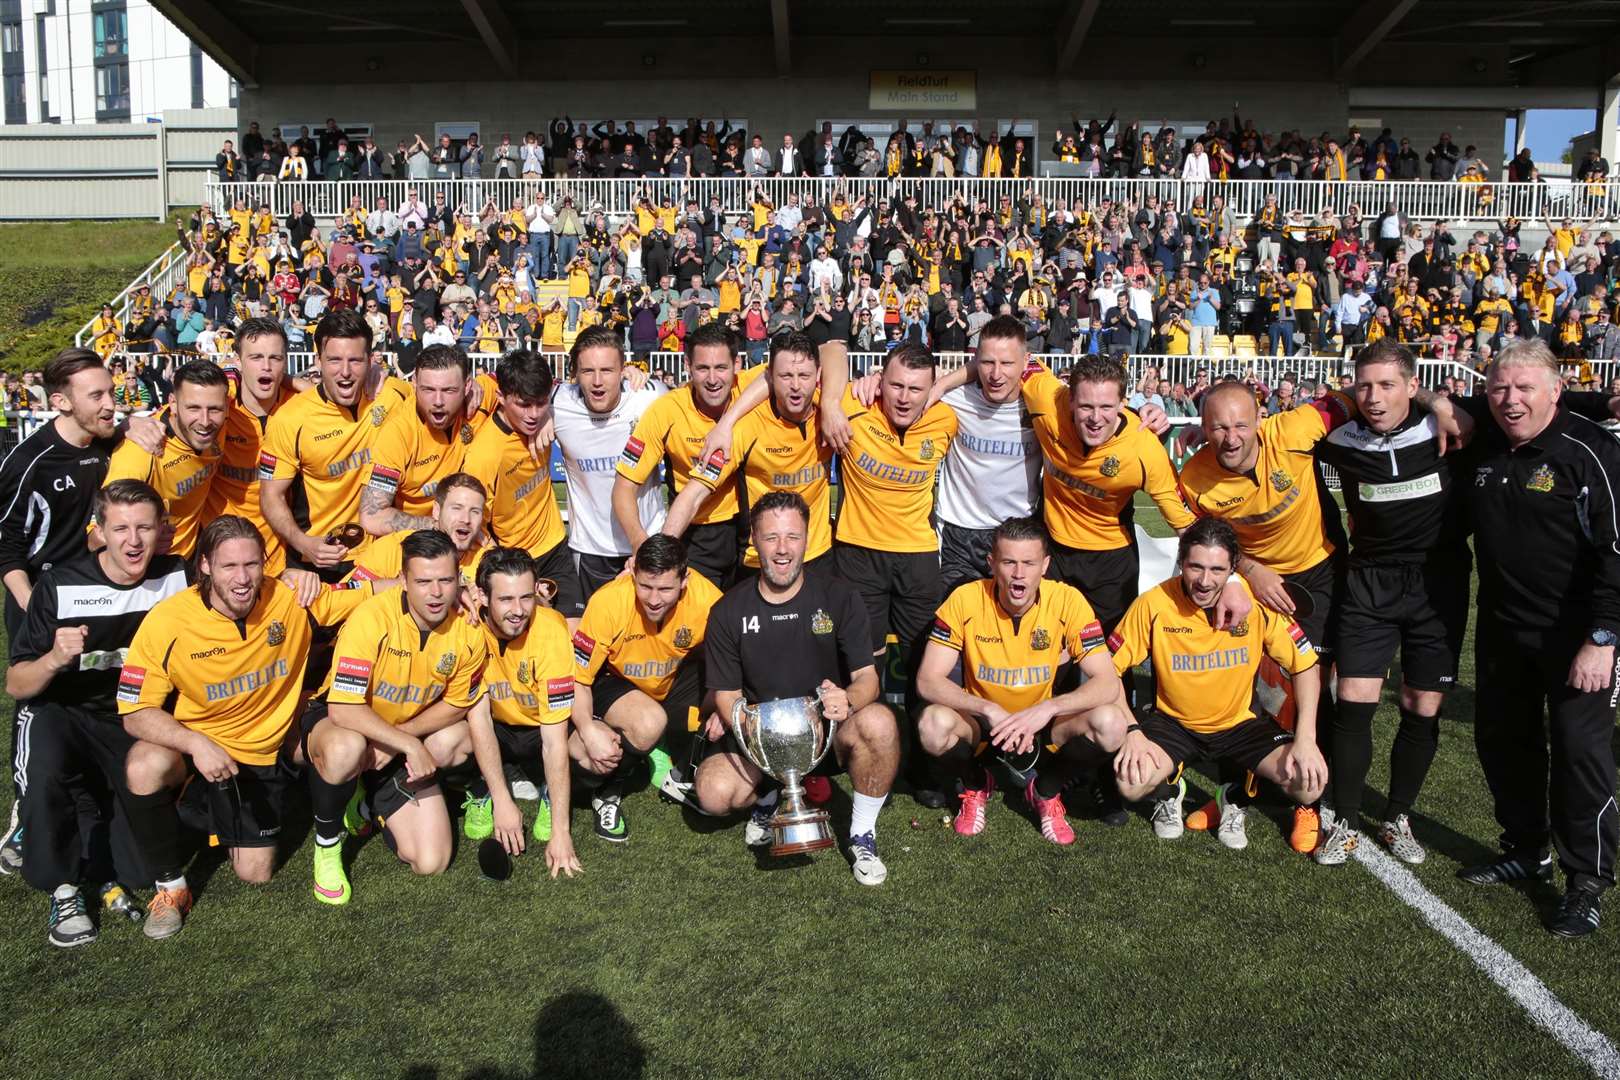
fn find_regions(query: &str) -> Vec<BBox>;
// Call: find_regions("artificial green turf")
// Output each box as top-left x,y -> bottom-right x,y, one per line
0,497 -> 1614,1080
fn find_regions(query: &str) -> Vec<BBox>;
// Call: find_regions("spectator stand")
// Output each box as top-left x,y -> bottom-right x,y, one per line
72,241 -> 191,352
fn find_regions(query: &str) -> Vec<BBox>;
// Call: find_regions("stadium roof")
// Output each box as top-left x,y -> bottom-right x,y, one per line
158,0 -> 1620,90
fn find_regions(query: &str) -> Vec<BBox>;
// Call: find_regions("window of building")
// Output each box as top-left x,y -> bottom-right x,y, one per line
93,8 -> 126,58
95,62 -> 129,117
2,70 -> 23,125
1,21 -> 20,54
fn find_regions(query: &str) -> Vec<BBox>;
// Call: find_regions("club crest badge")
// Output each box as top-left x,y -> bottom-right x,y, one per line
1526,464 -> 1555,493
674,627 -> 693,649
1228,618 -> 1249,637
1270,469 -> 1293,493
436,652 -> 456,676
1031,627 -> 1051,650
516,659 -> 532,686
919,439 -> 935,461
460,423 -> 475,445
267,621 -> 286,646
811,609 -> 834,635
1100,455 -> 1121,478
371,405 -> 387,428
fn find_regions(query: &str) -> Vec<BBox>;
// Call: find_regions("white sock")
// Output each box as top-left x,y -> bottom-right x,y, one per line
849,792 -> 885,839
156,874 -> 187,892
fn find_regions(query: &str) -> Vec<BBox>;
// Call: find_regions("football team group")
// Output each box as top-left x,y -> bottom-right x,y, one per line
3,304 -> 1617,949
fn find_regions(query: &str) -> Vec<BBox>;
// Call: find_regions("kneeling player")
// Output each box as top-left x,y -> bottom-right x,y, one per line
462,547 -> 583,877
915,517 -> 1128,845
695,492 -> 901,886
1110,518 -> 1326,850
8,481 -> 188,946
117,515 -> 371,938
301,530 -> 488,904
571,534 -> 721,840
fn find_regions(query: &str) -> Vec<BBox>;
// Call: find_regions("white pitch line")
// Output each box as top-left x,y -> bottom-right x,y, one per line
1354,842 -> 1620,1080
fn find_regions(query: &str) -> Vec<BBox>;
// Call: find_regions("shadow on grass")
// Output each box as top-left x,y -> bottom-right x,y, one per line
405,990 -> 646,1080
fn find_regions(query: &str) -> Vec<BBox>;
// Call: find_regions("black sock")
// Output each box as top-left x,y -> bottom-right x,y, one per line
308,770 -> 356,846
939,739 -> 986,791
1330,699 -> 1378,827
1149,780 -> 1179,803
1215,760 -> 1252,807
1386,707 -> 1440,820
121,788 -> 185,885
467,773 -> 491,800
1035,738 -> 1109,799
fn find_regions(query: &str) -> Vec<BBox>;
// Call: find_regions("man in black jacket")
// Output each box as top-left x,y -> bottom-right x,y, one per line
1457,339 -> 1620,938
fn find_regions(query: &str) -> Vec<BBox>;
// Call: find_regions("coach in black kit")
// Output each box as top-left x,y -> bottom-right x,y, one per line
694,491 -> 900,886
1456,340 -> 1620,938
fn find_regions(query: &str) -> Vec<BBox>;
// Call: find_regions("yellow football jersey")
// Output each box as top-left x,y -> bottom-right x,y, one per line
104,419 -> 220,559
206,384 -> 299,577
572,571 -> 722,701
118,581 -> 370,764
484,607 -> 575,727
461,414 -> 568,555
362,405 -> 476,518
260,379 -> 413,543
693,397 -> 832,567
1107,576 -> 1316,733
1177,395 -> 1352,575
321,588 -> 488,726
930,579 -> 1106,714
616,365 -> 767,527
1021,365 -> 1193,550
834,386 -> 957,553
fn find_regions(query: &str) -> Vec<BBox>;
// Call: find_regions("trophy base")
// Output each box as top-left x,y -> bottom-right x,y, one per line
769,811 -> 836,857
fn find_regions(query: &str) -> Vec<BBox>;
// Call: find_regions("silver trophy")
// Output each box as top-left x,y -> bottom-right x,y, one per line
730,693 -> 839,856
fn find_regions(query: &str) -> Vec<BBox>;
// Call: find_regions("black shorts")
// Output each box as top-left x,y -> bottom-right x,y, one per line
939,522 -> 996,598
533,538 -> 585,618
576,551 -> 627,605
1139,710 -> 1294,775
589,659 -> 704,737
1047,541 -> 1138,634
1334,555 -> 1471,691
176,758 -> 298,850
493,721 -> 550,765
687,518 -> 743,589
833,542 -> 942,657
1282,555 -> 1344,660
297,699 -> 442,823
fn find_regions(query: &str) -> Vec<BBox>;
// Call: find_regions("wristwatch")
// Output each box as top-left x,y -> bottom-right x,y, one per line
1591,629 -> 1618,648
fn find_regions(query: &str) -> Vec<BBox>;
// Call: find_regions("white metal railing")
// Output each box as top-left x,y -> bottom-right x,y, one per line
74,241 -> 189,350
205,176 -> 1620,228
251,348 -> 1436,389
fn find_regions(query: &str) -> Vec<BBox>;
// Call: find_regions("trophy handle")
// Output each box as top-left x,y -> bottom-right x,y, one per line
729,697 -> 766,775
809,689 -> 838,773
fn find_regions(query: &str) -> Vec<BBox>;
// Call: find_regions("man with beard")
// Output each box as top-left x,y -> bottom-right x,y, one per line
7,481 -> 188,945
260,309 -> 414,583
0,349 -> 122,871
358,345 -> 487,537
460,547 -> 582,877
613,322 -> 765,589
462,348 -> 582,613
696,492 -> 900,886
104,360 -> 229,559
570,534 -> 721,838
300,530 -> 488,905
203,318 -> 303,576
118,516 -> 372,937
347,472 -> 489,587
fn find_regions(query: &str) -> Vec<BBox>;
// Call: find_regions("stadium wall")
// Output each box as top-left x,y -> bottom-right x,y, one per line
0,106 -> 233,219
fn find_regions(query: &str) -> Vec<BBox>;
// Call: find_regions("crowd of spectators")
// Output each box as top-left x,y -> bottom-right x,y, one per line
56,112 -> 1620,407
215,113 -> 1617,186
